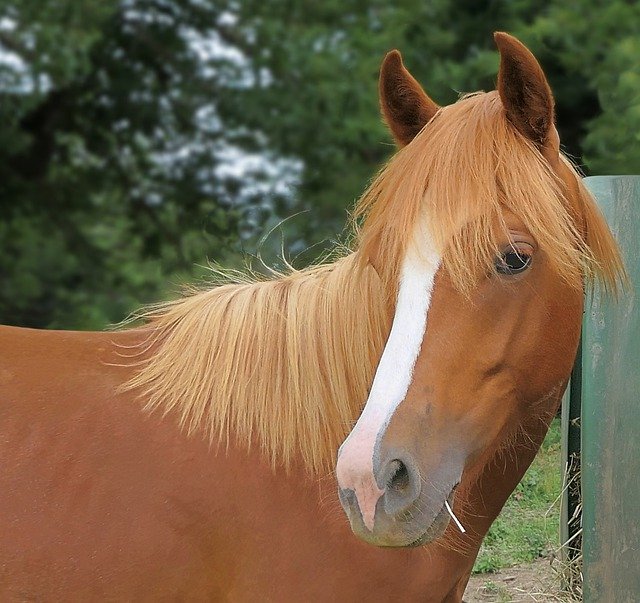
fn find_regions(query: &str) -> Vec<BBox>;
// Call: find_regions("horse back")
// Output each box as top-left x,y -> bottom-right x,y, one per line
0,326 -> 234,600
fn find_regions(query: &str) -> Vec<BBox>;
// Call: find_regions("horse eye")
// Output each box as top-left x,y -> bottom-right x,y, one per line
495,250 -> 532,275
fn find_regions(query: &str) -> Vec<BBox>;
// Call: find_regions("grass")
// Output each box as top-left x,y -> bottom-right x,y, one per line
472,418 -> 562,574
479,579 -> 512,602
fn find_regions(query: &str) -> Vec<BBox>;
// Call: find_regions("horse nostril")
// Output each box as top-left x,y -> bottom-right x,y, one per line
387,459 -> 410,493
380,455 -> 422,517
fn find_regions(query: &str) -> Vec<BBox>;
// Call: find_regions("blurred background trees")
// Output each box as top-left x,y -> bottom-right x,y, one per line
1,0 -> 638,329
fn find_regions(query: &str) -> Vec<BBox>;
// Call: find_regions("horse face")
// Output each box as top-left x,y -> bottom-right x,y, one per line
336,33 -> 586,547
337,209 -> 583,547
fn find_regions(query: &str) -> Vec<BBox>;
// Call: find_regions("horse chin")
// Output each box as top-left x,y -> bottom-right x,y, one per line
404,492 -> 457,547
393,486 -> 459,548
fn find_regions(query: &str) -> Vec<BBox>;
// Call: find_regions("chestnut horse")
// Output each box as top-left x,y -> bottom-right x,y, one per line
0,33 -> 623,601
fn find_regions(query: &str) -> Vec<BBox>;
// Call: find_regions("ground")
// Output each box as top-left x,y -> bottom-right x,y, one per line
463,419 -> 568,602
465,558 -> 559,602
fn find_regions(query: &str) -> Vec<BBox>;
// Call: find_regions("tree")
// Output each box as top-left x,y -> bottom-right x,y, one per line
523,1 -> 640,174
1,0 -> 638,329
0,0 -> 298,328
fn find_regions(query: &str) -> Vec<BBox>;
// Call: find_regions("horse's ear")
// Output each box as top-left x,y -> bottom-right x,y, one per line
494,32 -> 558,158
379,50 -> 439,147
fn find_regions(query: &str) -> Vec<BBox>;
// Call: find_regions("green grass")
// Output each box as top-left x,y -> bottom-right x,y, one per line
472,419 -> 562,574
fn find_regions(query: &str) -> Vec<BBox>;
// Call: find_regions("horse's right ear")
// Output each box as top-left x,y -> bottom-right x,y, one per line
379,50 -> 439,147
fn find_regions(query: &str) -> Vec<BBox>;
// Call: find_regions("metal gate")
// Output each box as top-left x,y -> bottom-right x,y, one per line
562,175 -> 640,601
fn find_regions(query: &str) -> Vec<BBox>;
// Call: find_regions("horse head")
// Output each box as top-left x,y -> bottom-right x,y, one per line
336,33 -> 622,547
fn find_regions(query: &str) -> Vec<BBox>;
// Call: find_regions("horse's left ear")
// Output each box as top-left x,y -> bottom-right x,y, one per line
494,32 -> 559,160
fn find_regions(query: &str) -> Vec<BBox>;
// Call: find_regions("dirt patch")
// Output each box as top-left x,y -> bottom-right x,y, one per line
464,558 -> 561,602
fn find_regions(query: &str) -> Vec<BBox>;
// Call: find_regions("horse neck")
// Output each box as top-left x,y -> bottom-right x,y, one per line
455,395 -> 561,554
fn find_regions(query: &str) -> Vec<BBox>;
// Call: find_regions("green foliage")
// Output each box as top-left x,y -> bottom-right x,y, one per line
0,0 -> 292,328
473,419 -> 563,574
1,1 -> 638,328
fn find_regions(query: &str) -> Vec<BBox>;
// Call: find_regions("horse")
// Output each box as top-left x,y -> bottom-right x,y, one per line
0,32 -> 624,602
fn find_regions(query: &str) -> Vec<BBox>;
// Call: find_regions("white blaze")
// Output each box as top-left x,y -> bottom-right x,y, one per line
336,217 -> 440,531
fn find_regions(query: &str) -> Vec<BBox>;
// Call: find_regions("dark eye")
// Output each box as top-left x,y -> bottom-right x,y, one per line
495,250 -> 532,275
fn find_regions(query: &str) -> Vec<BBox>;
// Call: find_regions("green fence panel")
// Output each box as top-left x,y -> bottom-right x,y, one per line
580,176 -> 640,601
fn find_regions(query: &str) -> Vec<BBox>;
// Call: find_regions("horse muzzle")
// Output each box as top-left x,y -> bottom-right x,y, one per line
337,448 -> 463,547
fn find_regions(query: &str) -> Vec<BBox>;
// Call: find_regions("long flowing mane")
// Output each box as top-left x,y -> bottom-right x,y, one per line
124,91 -> 624,473
125,256 -> 391,473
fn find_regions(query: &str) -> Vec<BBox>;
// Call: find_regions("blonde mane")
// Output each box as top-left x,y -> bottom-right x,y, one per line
124,90 -> 624,473
125,256 -> 391,473
355,91 -> 624,294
